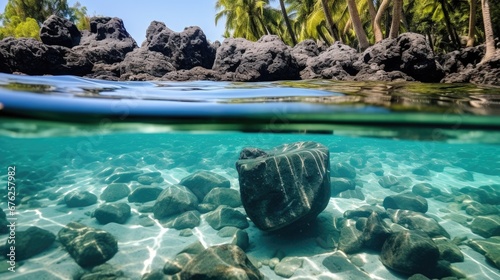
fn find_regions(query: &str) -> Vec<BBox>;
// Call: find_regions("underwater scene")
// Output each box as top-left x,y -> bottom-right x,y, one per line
0,73 -> 500,280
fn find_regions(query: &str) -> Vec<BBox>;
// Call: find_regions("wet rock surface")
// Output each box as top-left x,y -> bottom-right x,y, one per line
236,141 -> 330,231
380,230 -> 440,276
178,244 -> 264,280
58,222 -> 118,267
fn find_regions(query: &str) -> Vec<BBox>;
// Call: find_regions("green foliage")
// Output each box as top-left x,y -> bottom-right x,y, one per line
216,0 -> 499,54
0,0 -> 89,40
14,17 -> 40,39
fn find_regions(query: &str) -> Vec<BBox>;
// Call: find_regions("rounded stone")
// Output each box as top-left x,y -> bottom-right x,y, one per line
100,183 -> 130,202
64,191 -> 97,208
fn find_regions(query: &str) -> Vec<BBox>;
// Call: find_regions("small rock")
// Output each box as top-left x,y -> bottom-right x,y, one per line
64,191 -> 97,207
338,219 -> 363,254
380,230 -> 440,276
378,175 -> 400,189
383,192 -> 428,213
100,183 -> 131,202
465,201 -> 499,216
205,206 -> 249,230
4,226 -> 55,260
361,212 -> 392,251
433,237 -> 464,263
58,222 -> 118,267
388,209 -> 450,238
179,229 -> 193,237
217,226 -> 239,237
330,177 -> 356,196
137,175 -> 162,185
412,166 -> 431,176
153,185 -> 198,219
331,162 -> 356,179
104,170 -> 142,184
231,229 -> 250,251
179,244 -> 263,279
469,215 -> 500,238
424,160 -> 446,172
128,186 -> 163,203
338,188 -> 365,200
164,210 -> 201,230
349,156 -> 366,168
197,203 -> 217,213
412,183 -> 441,198
180,171 -> 230,201
94,203 -> 131,224
202,187 -> 242,208
79,263 -> 126,280
274,257 -> 303,278
468,236 -> 500,269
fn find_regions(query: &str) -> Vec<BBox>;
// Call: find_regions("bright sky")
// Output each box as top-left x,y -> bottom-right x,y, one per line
0,0 -> 227,43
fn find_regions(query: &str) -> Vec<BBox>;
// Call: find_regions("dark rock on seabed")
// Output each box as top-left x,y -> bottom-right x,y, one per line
58,222 -> 118,267
1,15 -> 499,85
380,230 -> 440,276
178,244 -> 264,280
1,226 -> 55,260
236,141 -> 330,232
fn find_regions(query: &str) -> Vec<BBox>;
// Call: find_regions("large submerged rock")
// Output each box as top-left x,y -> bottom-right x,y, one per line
58,222 -> 118,267
236,141 -> 330,231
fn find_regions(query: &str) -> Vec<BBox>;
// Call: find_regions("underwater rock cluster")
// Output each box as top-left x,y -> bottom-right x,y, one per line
1,15 -> 499,85
1,138 -> 500,279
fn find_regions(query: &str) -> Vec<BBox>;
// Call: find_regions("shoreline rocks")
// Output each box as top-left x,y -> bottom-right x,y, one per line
0,15 -> 498,85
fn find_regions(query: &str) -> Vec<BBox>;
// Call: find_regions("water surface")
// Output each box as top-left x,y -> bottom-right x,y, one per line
0,73 -> 499,279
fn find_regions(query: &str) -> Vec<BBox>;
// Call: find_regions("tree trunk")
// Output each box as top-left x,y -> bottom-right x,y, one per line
320,0 -> 342,42
467,0 -> 477,47
439,0 -> 461,49
347,0 -> 370,51
374,0 -> 390,42
279,0 -> 297,45
389,0 -> 402,38
367,0 -> 377,30
481,0 -> 496,62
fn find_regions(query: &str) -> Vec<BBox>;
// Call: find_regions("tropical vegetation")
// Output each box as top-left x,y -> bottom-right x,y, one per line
215,0 -> 499,57
0,0 -> 89,40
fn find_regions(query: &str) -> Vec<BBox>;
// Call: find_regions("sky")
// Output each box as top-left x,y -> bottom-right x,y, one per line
0,0 -> 228,44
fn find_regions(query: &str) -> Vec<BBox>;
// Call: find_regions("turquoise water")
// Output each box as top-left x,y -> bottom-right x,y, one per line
0,73 -> 500,279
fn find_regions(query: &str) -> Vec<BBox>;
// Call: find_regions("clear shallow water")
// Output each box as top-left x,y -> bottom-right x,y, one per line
0,73 -> 499,279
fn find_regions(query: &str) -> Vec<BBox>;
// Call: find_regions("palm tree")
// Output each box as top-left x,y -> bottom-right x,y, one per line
215,0 -> 275,41
374,0 -> 390,42
320,0 -> 342,42
278,0 -> 297,45
467,0 -> 478,47
287,0 -> 316,41
389,0 -> 403,38
347,0 -> 370,50
481,0 -> 496,62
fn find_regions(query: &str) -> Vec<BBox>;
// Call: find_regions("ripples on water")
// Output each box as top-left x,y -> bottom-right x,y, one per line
0,73 -> 499,279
